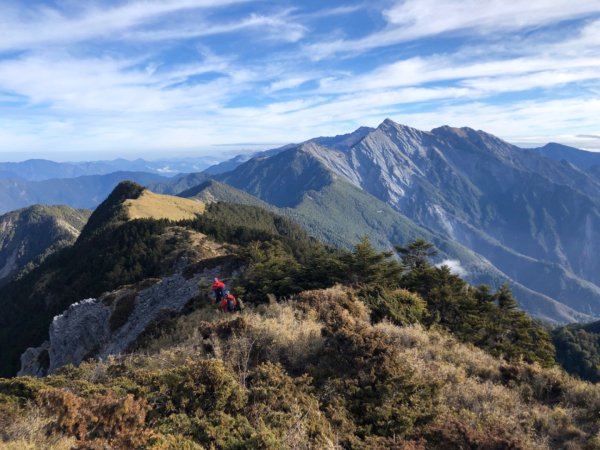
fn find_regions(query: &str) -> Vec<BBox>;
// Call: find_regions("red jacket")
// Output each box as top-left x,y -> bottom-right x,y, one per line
212,280 -> 225,291
220,294 -> 237,313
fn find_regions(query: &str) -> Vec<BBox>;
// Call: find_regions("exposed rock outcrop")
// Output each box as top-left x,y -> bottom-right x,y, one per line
19,261 -> 235,377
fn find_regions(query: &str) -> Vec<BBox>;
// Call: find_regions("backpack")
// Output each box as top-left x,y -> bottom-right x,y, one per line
227,296 -> 236,312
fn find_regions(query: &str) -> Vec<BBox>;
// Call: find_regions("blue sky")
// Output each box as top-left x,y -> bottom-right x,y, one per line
0,0 -> 599,160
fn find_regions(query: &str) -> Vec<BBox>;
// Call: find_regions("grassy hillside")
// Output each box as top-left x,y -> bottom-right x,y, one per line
180,180 -> 272,209
124,190 -> 205,221
218,145 -> 334,208
2,182 -> 599,448
1,287 -> 599,449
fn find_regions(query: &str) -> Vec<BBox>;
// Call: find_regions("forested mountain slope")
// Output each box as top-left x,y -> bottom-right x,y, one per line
182,179 -> 586,323
0,205 -> 90,284
0,182 -> 314,377
553,319 -> 600,383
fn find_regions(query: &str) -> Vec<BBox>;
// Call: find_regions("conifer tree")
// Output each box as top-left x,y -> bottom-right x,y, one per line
344,236 -> 403,286
496,283 -> 518,310
395,239 -> 437,270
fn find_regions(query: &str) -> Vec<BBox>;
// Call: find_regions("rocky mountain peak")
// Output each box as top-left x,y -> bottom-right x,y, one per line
430,125 -> 468,138
431,125 -> 514,152
377,118 -> 427,137
78,181 -> 145,240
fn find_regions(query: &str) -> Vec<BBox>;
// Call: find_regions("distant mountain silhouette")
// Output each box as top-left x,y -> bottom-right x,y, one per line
0,171 -> 168,214
0,157 -> 216,181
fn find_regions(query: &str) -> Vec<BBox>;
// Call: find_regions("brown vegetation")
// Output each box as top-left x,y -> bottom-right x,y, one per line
2,286 -> 599,449
124,190 -> 205,221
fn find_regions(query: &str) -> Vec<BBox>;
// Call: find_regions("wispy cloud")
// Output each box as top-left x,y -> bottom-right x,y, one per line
0,0 -> 598,158
0,0 -> 304,51
122,11 -> 308,43
578,134 -> 600,140
304,19 -> 600,124
305,0 -> 600,59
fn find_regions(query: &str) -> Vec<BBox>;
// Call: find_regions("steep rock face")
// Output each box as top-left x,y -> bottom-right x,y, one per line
44,298 -> 111,374
19,262 -> 234,376
309,126 -> 374,151
297,121 -> 600,316
201,127 -> 372,176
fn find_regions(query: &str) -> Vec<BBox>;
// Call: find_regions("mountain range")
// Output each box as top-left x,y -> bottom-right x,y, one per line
0,156 -> 218,181
199,120 -> 600,322
1,119 -> 600,323
0,171 -> 169,214
533,142 -> 600,171
3,180 -> 599,449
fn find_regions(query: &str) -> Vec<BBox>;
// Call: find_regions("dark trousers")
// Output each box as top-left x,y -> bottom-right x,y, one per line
214,287 -> 224,303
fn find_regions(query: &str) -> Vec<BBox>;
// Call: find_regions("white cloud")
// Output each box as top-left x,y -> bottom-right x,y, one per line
267,77 -> 312,93
437,259 -> 468,277
0,49 -> 261,114
122,12 -> 308,43
317,53 -> 600,95
384,0 -> 600,35
1,92 -> 599,156
305,20 -> 600,118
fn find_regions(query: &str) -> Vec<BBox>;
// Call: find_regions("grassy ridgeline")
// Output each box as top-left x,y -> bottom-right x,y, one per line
0,184 -> 318,377
1,288 -> 599,449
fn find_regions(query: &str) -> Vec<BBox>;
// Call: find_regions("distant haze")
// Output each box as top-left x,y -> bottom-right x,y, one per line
1,136 -> 599,163
0,147 -> 269,163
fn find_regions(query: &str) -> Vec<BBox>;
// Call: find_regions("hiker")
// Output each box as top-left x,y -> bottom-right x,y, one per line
220,290 -> 237,313
212,277 -> 225,303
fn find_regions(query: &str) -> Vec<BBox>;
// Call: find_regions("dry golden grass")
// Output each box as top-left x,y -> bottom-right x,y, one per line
124,190 -> 205,221
0,407 -> 76,450
374,321 -> 600,449
134,286 -> 600,444
217,303 -> 324,377
134,302 -> 324,382
6,288 -> 599,449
